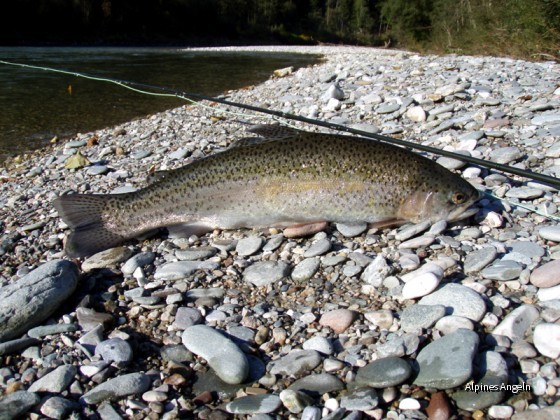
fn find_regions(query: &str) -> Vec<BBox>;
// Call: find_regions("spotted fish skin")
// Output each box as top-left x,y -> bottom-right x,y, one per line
53,125 -> 479,257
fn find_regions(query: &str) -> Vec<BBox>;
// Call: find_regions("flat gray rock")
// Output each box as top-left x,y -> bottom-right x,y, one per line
182,324 -> 249,384
414,329 -> 479,389
335,222 -> 368,237
226,394 -> 281,414
289,373 -> 344,395
418,283 -> 486,321
154,260 -> 219,281
39,396 -> 80,419
175,247 -> 217,261
28,365 -> 77,393
453,351 -> 508,410
464,247 -> 497,274
538,225 -> 560,242
356,356 -> 412,387
269,350 -> 322,376
0,260 -> 79,342
481,260 -> 523,281
0,391 -> 40,420
507,241 -> 545,258
121,251 -> 156,275
243,261 -> 290,286
304,238 -> 332,257
80,372 -> 151,405
236,236 -> 264,256
81,247 -> 133,271
400,304 -> 446,332
95,338 -> 134,366
340,387 -> 378,411
291,258 -> 320,281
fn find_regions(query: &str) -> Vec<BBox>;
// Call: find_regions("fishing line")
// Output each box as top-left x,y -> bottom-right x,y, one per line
2,59 -> 560,191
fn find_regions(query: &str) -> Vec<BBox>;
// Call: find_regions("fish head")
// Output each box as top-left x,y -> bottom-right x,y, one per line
398,179 -> 480,224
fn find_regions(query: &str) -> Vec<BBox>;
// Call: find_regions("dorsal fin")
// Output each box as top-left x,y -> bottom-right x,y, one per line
248,124 -> 299,140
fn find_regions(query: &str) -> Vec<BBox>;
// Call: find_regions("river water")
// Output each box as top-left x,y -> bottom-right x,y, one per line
0,47 -> 321,163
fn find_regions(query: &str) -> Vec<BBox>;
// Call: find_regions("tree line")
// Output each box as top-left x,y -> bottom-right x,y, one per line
2,0 -> 558,58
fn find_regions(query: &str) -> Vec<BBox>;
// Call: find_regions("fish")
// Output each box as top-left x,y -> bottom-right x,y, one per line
53,125 -> 480,258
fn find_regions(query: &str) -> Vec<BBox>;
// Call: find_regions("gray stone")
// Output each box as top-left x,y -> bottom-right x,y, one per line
182,324 -> 249,384
464,246 -> 497,274
243,261 -> 290,287
80,372 -> 151,405
361,255 -> 392,287
511,406 -> 560,420
27,323 -> 77,338
226,394 -> 281,414
481,260 -> 523,281
81,247 -> 133,271
437,156 -> 467,170
279,389 -> 315,414
400,304 -> 446,332
95,338 -> 133,366
270,350 -> 322,376
0,337 -> 40,356
154,260 -> 219,281
335,222 -> 368,237
291,258 -> 320,281
28,365 -> 76,393
489,147 -> 523,164
398,235 -> 435,249
507,241 -> 545,258
377,102 -> 400,114
395,221 -> 431,242
121,252 -> 156,275
175,247 -> 217,261
236,236 -> 264,256
0,391 -> 40,420
539,225 -> 560,242
340,387 -> 378,411
453,351 -> 508,410
0,260 -> 79,342
533,323 -> 560,358
492,304 -> 540,342
505,187 -> 544,200
414,329 -> 479,389
289,373 -> 344,395
418,283 -> 486,321
96,401 -> 124,420
172,307 -> 203,330
434,316 -> 474,335
40,396 -> 80,419
301,406 -> 322,420
263,235 -> 284,252
304,238 -> 331,257
160,344 -> 193,363
303,336 -> 333,355
355,356 -> 412,387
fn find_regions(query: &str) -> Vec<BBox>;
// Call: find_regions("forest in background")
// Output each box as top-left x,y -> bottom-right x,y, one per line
1,0 -> 559,59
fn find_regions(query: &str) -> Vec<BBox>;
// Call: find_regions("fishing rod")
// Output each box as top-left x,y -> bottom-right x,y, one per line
2,59 -> 560,190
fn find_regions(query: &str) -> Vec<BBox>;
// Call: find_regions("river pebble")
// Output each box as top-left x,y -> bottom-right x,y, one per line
182,324 -> 249,384
2,45 -> 560,418
0,260 -> 79,342
414,329 -> 479,389
269,350 -> 322,376
28,365 -> 77,393
95,338 -> 134,366
226,394 -> 281,414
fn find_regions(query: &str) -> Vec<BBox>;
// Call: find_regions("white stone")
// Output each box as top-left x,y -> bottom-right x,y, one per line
405,106 -> 427,122
533,323 -> 560,358
402,272 -> 440,299
399,398 -> 421,410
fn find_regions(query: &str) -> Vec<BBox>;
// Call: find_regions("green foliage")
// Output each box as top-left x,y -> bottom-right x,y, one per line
0,0 -> 558,59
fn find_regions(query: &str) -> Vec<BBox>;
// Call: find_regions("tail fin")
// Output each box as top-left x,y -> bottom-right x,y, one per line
53,194 -> 126,258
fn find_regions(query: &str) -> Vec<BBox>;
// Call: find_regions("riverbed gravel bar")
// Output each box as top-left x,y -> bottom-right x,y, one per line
1,45 -> 560,419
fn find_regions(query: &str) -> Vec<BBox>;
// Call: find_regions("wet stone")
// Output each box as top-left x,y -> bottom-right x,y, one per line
226,394 -> 281,415
418,283 -> 486,321
243,261 -> 290,287
414,329 -> 479,389
400,304 -> 446,332
355,356 -> 412,388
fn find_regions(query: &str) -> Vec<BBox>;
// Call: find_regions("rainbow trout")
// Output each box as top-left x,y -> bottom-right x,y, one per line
53,125 -> 479,257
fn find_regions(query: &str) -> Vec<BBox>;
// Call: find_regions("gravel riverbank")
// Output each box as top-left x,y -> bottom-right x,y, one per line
1,45 -> 560,419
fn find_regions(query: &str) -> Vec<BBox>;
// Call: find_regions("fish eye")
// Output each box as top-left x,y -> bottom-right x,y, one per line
451,192 -> 466,204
